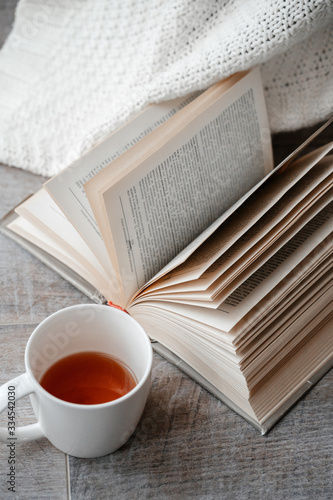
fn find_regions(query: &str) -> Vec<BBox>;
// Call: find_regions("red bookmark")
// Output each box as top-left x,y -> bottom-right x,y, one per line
107,301 -> 129,314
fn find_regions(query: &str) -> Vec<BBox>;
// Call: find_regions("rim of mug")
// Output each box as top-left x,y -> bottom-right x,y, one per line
24,304 -> 153,409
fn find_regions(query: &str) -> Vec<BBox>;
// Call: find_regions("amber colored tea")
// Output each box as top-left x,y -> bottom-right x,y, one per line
40,351 -> 137,405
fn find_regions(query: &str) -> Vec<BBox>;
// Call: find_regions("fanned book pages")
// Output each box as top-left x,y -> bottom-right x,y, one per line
1,68 -> 332,433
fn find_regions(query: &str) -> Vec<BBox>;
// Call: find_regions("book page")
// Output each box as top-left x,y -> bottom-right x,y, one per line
12,189 -> 120,302
142,172 -> 332,298
237,288 -> 333,383
89,69 -> 273,304
131,300 -> 333,421
232,237 -> 333,346
134,202 -> 333,331
201,171 -> 333,292
140,142 -> 333,299
239,255 -> 333,359
140,151 -> 333,296
134,188 -> 333,305
217,202 -> 333,328
250,315 -> 333,423
146,145 -> 333,295
45,94 -> 200,272
129,230 -> 332,349
7,216 -> 105,295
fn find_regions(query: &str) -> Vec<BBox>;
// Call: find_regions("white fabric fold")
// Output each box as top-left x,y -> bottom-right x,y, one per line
0,0 -> 332,176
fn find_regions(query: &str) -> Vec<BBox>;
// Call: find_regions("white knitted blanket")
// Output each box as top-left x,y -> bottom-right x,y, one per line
0,0 -> 332,177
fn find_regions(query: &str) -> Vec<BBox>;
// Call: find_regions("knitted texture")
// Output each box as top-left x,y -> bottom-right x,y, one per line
0,0 -> 332,176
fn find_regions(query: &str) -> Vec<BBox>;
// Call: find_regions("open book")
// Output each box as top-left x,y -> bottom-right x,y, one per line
1,68 -> 332,433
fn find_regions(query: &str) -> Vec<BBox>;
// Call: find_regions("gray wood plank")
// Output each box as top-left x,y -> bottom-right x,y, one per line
0,165 -> 93,326
0,164 -> 90,499
68,354 -> 333,500
0,324 -> 68,500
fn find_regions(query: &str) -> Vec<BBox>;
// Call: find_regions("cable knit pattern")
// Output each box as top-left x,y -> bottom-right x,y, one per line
0,0 -> 332,176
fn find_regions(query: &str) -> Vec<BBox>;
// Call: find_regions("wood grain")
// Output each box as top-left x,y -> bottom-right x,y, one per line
69,355 -> 333,500
0,3 -> 332,496
0,324 -> 68,499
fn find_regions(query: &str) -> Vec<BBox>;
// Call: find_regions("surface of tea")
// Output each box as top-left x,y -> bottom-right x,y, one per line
40,351 -> 137,404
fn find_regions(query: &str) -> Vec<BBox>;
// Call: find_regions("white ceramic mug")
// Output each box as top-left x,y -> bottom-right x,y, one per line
0,304 -> 153,458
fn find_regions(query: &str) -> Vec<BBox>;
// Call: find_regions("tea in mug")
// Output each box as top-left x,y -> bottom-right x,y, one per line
40,351 -> 137,404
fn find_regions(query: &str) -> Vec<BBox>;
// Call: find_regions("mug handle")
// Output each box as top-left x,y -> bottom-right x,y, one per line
0,373 -> 44,442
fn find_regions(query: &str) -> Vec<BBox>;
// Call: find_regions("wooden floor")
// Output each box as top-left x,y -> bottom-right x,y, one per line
0,3 -> 332,499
